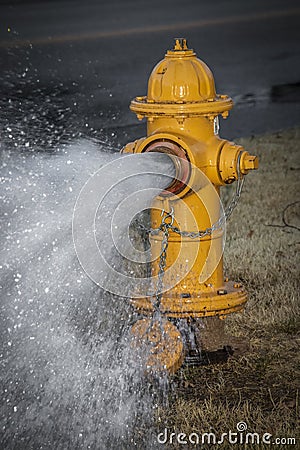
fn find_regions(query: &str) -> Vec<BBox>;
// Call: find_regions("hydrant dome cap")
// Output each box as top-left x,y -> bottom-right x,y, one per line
130,38 -> 233,118
147,56 -> 216,103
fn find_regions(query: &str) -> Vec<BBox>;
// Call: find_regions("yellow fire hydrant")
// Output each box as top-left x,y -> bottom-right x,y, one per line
122,38 -> 258,373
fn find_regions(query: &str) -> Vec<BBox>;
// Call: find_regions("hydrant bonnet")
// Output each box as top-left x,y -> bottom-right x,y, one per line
130,38 -> 233,119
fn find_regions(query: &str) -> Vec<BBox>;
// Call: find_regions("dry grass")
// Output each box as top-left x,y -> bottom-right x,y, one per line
154,128 -> 300,448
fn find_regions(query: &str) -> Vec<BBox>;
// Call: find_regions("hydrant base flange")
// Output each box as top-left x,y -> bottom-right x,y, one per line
130,281 -> 247,319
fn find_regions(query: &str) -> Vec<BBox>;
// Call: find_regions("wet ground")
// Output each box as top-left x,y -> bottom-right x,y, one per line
1,0 -> 300,151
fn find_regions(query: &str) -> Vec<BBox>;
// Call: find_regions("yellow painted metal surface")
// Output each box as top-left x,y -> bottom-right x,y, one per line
131,281 -> 247,318
131,318 -> 184,374
123,38 -> 258,371
130,37 -> 233,121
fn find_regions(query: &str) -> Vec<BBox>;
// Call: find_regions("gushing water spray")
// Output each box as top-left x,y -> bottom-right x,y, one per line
0,140 -> 175,449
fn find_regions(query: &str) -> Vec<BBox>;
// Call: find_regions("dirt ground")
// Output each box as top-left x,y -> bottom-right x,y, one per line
155,127 -> 300,449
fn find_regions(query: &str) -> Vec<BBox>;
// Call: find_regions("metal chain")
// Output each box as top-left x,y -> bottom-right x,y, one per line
148,177 -> 245,239
139,161 -> 245,311
152,214 -> 171,313
173,174 -> 245,239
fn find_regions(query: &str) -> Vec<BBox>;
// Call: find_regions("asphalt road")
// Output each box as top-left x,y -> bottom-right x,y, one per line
1,0 -> 300,147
